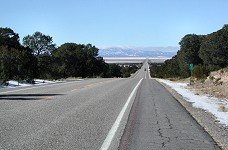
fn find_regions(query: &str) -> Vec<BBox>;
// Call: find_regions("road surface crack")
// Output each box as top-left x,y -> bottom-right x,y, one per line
165,115 -> 173,129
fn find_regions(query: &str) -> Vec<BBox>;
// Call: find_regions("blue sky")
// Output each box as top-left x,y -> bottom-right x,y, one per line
1,0 -> 228,48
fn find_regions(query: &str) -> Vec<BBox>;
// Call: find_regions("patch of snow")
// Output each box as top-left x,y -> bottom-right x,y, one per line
34,79 -> 54,84
7,80 -> 31,87
1,79 -> 56,88
158,79 -> 228,126
0,85 -> 7,89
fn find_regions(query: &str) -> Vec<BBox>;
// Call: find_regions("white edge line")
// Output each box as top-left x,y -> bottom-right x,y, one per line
147,63 -> 152,79
100,78 -> 143,150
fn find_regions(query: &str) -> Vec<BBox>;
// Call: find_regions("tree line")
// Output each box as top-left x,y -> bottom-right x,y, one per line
150,25 -> 228,79
0,27 -> 138,84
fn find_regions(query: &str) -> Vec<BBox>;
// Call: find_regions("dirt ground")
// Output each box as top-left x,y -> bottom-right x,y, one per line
186,69 -> 228,100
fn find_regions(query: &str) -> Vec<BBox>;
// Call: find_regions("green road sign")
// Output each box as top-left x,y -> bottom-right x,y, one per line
189,64 -> 193,71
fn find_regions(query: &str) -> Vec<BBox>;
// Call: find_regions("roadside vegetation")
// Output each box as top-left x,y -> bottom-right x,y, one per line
0,27 -> 139,85
108,63 -> 142,78
150,25 -> 228,80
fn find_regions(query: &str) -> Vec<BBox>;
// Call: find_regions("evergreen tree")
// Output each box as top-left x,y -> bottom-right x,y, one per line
199,25 -> 228,68
0,27 -> 36,82
23,32 -> 56,56
23,31 -> 56,78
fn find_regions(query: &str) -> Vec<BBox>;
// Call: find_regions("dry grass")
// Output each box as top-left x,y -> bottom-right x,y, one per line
186,69 -> 228,100
218,105 -> 228,112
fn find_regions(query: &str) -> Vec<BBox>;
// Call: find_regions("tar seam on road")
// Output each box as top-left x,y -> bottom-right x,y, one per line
100,78 -> 143,150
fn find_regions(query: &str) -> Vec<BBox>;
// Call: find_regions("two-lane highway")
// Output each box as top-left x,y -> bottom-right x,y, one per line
0,62 -> 221,150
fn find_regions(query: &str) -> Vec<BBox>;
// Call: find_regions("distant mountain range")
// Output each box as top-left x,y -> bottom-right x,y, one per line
98,46 -> 179,58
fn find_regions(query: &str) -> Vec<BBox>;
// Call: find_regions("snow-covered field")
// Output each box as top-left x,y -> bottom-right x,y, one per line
158,79 -> 228,126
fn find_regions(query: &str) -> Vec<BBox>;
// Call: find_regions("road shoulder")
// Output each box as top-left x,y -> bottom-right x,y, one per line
157,80 -> 228,150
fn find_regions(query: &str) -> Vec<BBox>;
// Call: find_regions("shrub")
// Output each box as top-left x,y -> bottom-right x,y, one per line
192,65 -> 210,79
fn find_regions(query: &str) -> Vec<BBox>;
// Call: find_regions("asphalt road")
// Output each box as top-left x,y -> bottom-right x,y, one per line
0,64 -> 145,150
0,63 -> 221,150
119,79 -> 220,149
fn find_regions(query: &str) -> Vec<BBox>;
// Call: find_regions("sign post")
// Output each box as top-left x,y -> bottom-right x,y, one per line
189,64 -> 193,85
189,64 -> 193,72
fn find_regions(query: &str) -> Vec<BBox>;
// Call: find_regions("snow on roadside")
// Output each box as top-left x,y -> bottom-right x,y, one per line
158,79 -> 228,126
7,80 -> 31,87
34,79 -> 55,84
0,79 -> 56,88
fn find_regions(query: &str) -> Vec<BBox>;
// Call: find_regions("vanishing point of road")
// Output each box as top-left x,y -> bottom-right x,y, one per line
0,63 -> 220,150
